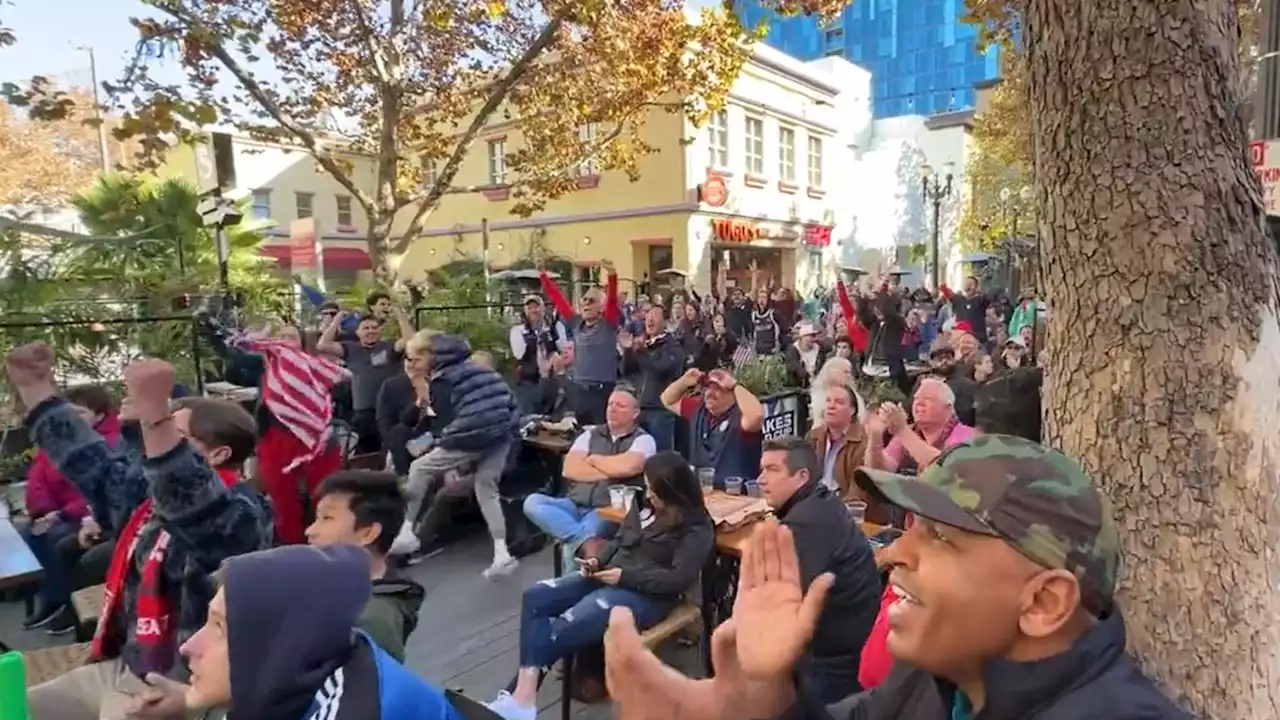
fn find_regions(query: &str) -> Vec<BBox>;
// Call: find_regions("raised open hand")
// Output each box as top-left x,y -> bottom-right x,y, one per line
606,611 -> 793,720
733,518 -> 833,678
5,342 -> 54,390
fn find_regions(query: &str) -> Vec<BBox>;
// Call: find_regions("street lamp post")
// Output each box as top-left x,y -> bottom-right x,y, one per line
999,185 -> 1034,292
920,161 -> 954,290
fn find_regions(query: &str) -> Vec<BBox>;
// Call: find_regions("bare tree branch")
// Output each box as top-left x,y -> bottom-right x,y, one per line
389,17 -> 564,254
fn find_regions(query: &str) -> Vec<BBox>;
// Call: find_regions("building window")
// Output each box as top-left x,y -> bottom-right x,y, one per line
294,192 -> 313,220
745,116 -> 764,175
422,158 -> 436,189
807,249 -> 824,278
251,189 -> 271,220
807,136 -> 824,188
578,122 -> 600,176
335,195 -> 353,229
778,126 -> 796,182
707,109 -> 729,169
823,28 -> 844,49
487,139 -> 507,185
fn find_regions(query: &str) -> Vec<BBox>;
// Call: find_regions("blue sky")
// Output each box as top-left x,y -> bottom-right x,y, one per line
2,0 -> 727,90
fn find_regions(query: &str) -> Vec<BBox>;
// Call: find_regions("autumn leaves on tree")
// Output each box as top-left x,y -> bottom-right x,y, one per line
57,0 -> 821,280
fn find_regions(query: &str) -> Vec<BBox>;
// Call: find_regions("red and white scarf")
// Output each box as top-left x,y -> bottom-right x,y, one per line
236,335 -> 349,473
93,468 -> 241,673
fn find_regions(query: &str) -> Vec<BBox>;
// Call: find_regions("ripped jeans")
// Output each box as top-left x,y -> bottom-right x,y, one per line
518,572 -> 668,668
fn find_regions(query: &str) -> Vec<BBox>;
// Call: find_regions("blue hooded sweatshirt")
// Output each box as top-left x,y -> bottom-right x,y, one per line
222,544 -> 461,720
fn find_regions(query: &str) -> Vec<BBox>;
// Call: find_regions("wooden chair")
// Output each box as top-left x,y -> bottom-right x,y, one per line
71,584 -> 106,642
22,642 -> 93,688
559,603 -> 703,720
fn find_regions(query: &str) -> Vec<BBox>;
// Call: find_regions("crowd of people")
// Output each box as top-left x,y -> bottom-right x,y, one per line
6,256 -> 1191,720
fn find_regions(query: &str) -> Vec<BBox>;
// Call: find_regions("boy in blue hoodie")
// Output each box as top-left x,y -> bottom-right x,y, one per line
127,544 -> 461,720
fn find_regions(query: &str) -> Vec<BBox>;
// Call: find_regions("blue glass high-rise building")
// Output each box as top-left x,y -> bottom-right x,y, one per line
738,0 -> 1000,118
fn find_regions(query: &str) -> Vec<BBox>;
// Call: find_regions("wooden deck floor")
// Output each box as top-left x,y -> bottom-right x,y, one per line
0,530 -> 702,720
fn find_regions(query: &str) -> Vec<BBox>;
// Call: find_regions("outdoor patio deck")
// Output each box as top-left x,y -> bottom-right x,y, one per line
0,531 -> 702,719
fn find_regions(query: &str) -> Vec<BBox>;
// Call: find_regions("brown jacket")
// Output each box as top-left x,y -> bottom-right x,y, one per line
805,421 -> 893,525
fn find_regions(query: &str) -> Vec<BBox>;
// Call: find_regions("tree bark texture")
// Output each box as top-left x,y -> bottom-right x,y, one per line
1025,1 -> 1280,717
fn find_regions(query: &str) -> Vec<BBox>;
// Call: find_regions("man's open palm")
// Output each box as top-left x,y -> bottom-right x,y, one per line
5,342 -> 54,389
734,519 -> 833,678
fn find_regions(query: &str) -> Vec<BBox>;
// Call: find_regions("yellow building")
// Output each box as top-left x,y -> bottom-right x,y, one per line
160,135 -> 380,288
398,44 -> 871,297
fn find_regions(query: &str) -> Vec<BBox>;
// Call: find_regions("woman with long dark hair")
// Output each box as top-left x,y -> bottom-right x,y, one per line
486,451 -> 714,720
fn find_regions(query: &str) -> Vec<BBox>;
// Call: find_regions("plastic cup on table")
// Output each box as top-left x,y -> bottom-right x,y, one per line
723,476 -> 745,495
608,485 -> 628,509
844,500 -> 868,525
744,480 -> 761,498
696,467 -> 716,493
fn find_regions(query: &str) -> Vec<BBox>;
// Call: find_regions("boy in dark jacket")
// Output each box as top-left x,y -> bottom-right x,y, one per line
128,545 -> 460,720
406,333 -> 519,579
305,469 -> 425,662
8,345 -> 271,720
602,435 -> 1191,720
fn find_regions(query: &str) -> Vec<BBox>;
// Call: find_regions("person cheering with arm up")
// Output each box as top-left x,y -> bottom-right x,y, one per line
8,345 -> 270,720
316,305 -> 416,455
660,368 -> 764,483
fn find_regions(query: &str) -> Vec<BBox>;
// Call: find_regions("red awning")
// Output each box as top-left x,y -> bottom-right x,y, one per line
260,245 -> 371,270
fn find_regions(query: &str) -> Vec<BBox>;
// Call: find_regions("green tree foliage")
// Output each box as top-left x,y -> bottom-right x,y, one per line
0,174 -> 289,390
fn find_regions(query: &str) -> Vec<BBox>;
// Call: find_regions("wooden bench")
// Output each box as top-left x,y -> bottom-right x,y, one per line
71,584 -> 106,641
22,642 -> 92,688
559,602 -> 702,720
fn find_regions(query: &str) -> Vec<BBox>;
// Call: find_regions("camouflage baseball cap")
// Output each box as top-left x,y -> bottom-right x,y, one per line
854,434 -> 1120,615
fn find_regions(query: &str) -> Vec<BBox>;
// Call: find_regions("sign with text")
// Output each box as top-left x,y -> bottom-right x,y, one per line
760,392 -> 803,444
1251,140 -> 1280,215
711,218 -> 800,243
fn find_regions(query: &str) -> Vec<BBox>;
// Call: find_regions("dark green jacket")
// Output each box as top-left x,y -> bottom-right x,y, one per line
357,570 -> 425,662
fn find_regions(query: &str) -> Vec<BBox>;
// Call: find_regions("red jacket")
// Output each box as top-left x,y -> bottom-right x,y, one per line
24,412 -> 121,520
858,584 -> 897,690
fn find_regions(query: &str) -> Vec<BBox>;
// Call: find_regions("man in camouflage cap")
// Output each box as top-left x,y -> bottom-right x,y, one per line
598,435 -> 1188,720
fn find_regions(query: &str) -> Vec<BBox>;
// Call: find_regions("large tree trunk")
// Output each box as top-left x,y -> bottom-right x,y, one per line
1025,2 -> 1280,718
365,212 -> 396,286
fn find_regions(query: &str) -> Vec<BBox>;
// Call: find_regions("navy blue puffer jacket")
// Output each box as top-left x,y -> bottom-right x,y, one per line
430,334 -> 517,452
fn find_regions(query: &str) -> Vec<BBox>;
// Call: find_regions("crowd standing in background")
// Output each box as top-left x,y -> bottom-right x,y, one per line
6,258 -> 1191,720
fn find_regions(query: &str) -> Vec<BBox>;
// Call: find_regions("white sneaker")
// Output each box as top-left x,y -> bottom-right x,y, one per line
485,691 -> 537,720
389,522 -> 420,556
482,554 -> 519,579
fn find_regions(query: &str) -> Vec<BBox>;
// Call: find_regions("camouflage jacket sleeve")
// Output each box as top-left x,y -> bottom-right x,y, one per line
26,397 -> 149,534
145,442 -> 269,572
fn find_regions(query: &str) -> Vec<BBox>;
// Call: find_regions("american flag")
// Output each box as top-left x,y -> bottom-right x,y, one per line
234,335 -> 350,472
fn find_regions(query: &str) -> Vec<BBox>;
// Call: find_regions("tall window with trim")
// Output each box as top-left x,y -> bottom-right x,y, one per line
807,136 -> 824,188
745,116 -> 764,175
295,192 -> 313,220
487,139 -> 507,185
335,195 -> 353,228
578,122 -> 600,176
251,189 -> 271,220
779,126 -> 796,182
707,110 -> 729,169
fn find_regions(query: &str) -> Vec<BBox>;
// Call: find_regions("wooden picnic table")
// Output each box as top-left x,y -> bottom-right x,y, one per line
522,430 -> 573,454
0,517 -> 42,591
597,499 -> 887,555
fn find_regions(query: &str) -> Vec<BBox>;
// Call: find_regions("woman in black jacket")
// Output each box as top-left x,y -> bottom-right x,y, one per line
486,452 -> 714,720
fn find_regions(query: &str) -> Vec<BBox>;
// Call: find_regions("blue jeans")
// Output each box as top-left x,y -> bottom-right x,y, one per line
21,518 -> 79,606
639,409 -> 675,453
522,494 -> 612,559
518,573 -> 667,668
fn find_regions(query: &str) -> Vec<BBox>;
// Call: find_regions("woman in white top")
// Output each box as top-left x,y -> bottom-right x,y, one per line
809,356 -> 867,428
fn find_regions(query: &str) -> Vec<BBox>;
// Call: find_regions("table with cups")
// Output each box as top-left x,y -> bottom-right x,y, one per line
596,470 -> 890,673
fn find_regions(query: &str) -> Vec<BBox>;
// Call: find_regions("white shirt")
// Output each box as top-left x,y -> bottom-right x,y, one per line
509,320 -> 568,376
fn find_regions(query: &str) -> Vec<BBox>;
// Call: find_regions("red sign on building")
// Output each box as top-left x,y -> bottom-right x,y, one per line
290,218 -> 317,268
803,224 -> 832,248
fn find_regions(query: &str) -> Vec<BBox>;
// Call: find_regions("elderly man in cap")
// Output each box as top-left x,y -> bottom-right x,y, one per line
602,434 -> 1191,720
509,294 -> 568,416
660,368 -> 764,483
783,321 -> 830,389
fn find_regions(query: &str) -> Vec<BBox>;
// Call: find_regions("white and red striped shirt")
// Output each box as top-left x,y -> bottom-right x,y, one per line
235,335 -> 350,472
